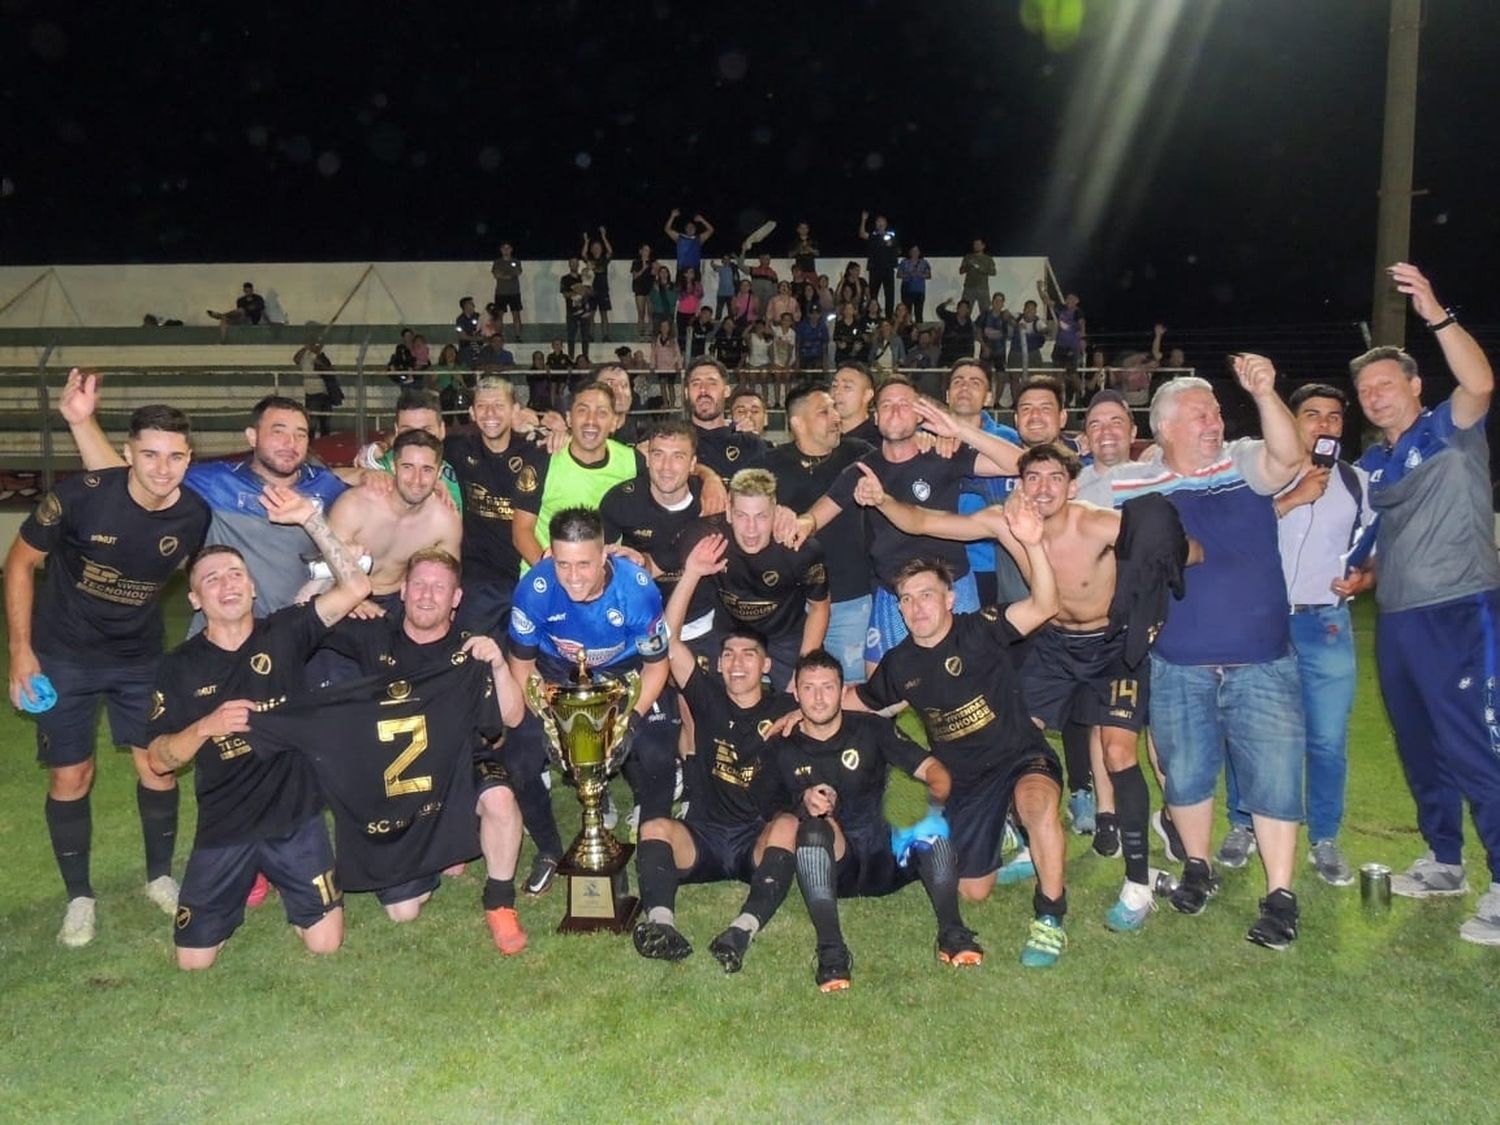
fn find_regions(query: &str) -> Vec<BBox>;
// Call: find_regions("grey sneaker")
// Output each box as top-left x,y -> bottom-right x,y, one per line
1459,883 -> 1500,945
1390,851 -> 1469,898
144,874 -> 180,914
1308,840 -> 1355,887
58,896 -> 96,948
1216,825 -> 1257,869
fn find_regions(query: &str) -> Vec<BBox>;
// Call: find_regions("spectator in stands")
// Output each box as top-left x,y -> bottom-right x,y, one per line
745,318 -> 773,373
387,328 -> 417,381
729,279 -> 758,326
979,293 -> 1013,378
410,333 -> 431,371
796,306 -> 830,373
728,387 -> 769,438
713,252 -> 741,319
525,350 -> 547,409
909,328 -> 941,372
480,302 -> 501,338
766,280 -> 800,328
561,260 -> 594,362
649,263 -> 676,331
206,282 -> 266,340
490,242 -> 524,338
898,245 -> 932,323
651,319 -> 683,408
892,302 -> 916,349
479,334 -> 515,370
959,239 -> 997,311
295,341 -> 338,439
860,297 -> 884,339
1008,298 -> 1049,375
815,275 -> 838,318
833,303 -> 866,366
830,361 -> 879,446
675,267 -> 705,351
582,226 -> 614,340
456,297 -> 483,366
631,244 -> 657,335
749,253 -> 779,311
789,221 -> 819,285
772,312 -> 798,373
713,315 -> 745,371
935,297 -> 978,366
857,210 -> 900,316
665,209 -> 715,275
867,318 -> 905,377
839,262 -> 870,310
688,305 -> 717,362
1039,282 -> 1087,405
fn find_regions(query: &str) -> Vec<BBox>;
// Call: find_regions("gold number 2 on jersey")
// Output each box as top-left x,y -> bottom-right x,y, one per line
378,716 -> 433,798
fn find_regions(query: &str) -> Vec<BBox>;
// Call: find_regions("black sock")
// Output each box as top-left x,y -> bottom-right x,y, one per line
136,783 -> 179,881
795,819 -> 843,949
1034,886 -> 1068,922
1062,722 -> 1092,793
46,795 -> 93,899
514,771 -> 564,858
914,836 -> 964,931
635,838 -> 679,915
1110,765 -> 1150,885
482,877 -> 515,911
740,846 -> 795,929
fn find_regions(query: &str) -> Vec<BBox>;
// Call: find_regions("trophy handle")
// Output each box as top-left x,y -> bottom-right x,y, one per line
524,674 -> 567,775
605,669 -> 644,775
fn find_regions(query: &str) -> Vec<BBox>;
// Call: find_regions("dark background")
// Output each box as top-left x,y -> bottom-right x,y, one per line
3,0 -> 1496,343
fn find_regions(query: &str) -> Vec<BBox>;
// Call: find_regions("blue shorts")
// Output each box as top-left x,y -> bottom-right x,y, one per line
175,813 -> 340,948
1149,650 -> 1306,822
825,595 -> 872,685
866,573 -> 980,665
34,653 -> 160,766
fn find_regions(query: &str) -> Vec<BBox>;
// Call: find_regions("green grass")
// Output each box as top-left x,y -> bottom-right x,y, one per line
2,594 -> 1497,1123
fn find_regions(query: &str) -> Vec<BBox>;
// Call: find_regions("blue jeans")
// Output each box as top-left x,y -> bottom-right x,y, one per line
1150,651 -> 1306,822
1227,607 -> 1355,837
825,595 -> 872,685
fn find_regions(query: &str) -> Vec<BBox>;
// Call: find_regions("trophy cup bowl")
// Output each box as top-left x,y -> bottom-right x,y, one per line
524,657 -> 642,932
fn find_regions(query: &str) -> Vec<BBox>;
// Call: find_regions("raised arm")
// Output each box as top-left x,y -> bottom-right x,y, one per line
663,532 -> 726,687
857,210 -> 870,241
1232,353 -> 1303,489
1001,495 -> 1058,635
461,635 -> 526,726
695,214 -> 715,246
261,485 -> 371,624
58,369 -> 127,470
1390,262 -> 1493,429
911,398 -> 1023,476
599,226 -> 613,258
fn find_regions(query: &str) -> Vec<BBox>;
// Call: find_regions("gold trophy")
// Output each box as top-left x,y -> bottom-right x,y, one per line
524,653 -> 643,933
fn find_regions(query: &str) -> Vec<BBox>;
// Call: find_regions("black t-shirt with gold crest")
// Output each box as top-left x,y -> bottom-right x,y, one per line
444,432 -> 543,585
715,534 -> 828,643
678,666 -> 793,831
250,659 -> 503,892
599,475 -> 707,612
21,467 -> 209,663
857,605 -> 1052,784
147,603 -> 327,848
761,712 -> 928,854
692,423 -> 766,483
320,615 -> 475,679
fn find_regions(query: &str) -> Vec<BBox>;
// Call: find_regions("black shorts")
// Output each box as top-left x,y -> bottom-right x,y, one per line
835,835 -> 919,899
945,753 -> 1063,879
175,813 -> 340,948
593,288 -> 612,312
1021,625 -> 1150,733
375,871 -> 442,907
494,292 -> 522,313
681,818 -> 761,885
34,653 -> 159,766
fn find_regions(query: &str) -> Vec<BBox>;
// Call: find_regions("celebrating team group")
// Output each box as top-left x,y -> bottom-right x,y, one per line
9,263 -> 1499,990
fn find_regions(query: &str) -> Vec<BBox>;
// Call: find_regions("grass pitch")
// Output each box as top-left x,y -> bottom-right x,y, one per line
1,595 -> 1497,1122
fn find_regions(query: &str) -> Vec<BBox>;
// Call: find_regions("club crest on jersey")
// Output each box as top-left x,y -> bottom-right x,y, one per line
979,606 -> 1000,622
512,608 -> 535,635
175,906 -> 192,930
841,748 -> 860,770
466,454 -> 479,466
83,474 -> 100,488
757,719 -> 774,738
1405,448 -> 1422,470
35,492 -> 62,527
158,535 -> 180,557
635,571 -> 649,586
726,446 -> 741,462
386,680 -> 412,702
945,656 -> 963,676
250,653 -> 273,676
517,466 -> 538,493
606,608 -> 624,626
532,576 -> 548,592
912,479 -> 931,502
762,570 -> 780,587
508,456 -> 524,473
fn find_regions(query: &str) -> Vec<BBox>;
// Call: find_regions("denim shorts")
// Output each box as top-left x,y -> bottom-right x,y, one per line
1148,650 -> 1306,821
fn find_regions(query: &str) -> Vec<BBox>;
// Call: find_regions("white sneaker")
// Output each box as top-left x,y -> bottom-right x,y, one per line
58,897 -> 97,947
1390,851 -> 1469,898
144,875 -> 179,915
1459,883 -> 1500,946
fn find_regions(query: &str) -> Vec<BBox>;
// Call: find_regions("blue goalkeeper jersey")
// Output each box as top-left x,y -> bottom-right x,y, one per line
508,555 -> 668,679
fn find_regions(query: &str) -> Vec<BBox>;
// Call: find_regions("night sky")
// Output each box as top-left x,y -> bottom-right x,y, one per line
4,0 -> 1497,334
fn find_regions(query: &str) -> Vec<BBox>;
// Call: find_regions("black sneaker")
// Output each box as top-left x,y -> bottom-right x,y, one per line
632,920 -> 693,961
1152,809 -> 1185,864
1246,889 -> 1299,951
814,942 -> 853,993
708,925 -> 752,974
1169,858 -> 1220,916
1092,813 -> 1121,858
523,853 -> 560,897
937,925 -> 984,967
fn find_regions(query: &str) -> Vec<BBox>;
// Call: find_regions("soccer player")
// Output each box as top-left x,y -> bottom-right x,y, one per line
855,444 -> 1194,932
318,549 -> 530,952
444,376 -> 546,638
6,404 -> 211,947
830,361 -> 880,446
348,387 -> 463,510
684,358 -> 766,481
767,649 -> 977,992
1354,264 -> 1500,944
631,536 -> 797,967
506,508 -> 677,864
849,503 -> 1071,967
144,486 -> 369,969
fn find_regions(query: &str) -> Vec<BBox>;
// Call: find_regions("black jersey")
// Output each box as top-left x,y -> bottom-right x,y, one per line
714,535 -> 829,642
599,476 -> 713,618
321,615 -> 474,679
844,417 -> 881,448
20,467 -> 209,664
250,659 -> 502,892
147,604 -> 326,848
762,711 -> 928,855
692,423 -> 766,482
762,438 -> 873,602
443,431 -> 543,584
678,667 -> 794,831
858,605 -> 1051,785
825,447 -> 979,591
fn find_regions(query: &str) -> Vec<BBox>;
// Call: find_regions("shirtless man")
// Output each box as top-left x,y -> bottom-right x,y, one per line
854,441 -> 1195,932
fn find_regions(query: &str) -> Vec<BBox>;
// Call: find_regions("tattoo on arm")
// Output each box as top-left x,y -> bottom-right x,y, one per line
304,511 -> 363,589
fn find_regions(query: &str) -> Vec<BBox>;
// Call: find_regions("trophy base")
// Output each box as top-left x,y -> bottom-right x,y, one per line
557,846 -> 641,934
